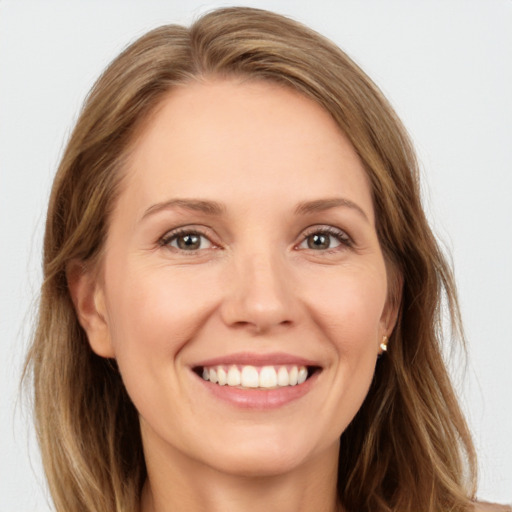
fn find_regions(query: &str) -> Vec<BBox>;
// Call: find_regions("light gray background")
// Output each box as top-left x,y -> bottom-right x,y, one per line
1,1 -> 511,510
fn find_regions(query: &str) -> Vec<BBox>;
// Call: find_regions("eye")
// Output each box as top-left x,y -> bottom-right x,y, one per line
297,227 -> 352,251
160,229 -> 214,252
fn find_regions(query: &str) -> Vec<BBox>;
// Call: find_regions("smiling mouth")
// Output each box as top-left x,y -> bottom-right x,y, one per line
194,364 -> 321,389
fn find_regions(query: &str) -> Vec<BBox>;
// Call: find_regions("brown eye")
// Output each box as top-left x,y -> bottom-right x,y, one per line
177,233 -> 201,250
297,227 -> 351,252
303,232 -> 342,250
307,233 -> 332,250
163,231 -> 213,251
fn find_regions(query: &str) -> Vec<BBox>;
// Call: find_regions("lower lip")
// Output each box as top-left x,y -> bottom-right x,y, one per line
193,371 -> 319,409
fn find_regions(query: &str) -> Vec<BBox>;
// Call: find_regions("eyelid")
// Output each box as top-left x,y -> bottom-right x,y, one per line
158,225 -> 219,251
157,224 -> 353,253
295,225 -> 353,250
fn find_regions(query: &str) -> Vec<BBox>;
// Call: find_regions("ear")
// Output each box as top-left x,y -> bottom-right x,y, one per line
380,269 -> 403,337
66,259 -> 115,358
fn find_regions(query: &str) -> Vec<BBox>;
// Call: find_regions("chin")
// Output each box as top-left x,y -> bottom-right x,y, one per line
205,446 -> 311,478
195,426 -> 337,478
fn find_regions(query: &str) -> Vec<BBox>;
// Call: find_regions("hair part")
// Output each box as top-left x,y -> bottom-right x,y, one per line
25,7 -> 476,512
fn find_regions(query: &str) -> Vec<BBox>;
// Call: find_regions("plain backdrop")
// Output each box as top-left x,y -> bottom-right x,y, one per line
1,1 -> 511,510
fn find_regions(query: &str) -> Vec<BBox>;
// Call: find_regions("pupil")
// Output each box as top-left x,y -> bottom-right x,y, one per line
178,234 -> 200,250
308,233 -> 330,250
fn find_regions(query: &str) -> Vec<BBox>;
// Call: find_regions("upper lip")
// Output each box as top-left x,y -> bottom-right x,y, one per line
192,352 -> 322,368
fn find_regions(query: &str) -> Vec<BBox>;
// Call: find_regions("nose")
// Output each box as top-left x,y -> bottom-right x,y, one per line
220,250 -> 298,334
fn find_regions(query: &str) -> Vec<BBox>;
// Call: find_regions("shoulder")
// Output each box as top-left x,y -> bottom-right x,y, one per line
473,502 -> 512,512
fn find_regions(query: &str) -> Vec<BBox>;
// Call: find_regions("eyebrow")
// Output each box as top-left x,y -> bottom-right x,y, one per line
294,197 -> 369,222
141,196 -> 369,222
141,198 -> 226,220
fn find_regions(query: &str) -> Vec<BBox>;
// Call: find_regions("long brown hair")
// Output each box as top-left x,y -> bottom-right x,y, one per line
25,7 -> 477,511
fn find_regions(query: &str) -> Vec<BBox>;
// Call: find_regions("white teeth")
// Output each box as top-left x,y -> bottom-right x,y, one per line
200,364 -> 311,388
241,366 -> 259,388
217,367 -> 227,386
277,366 -> 289,386
289,366 -> 298,385
259,366 -> 277,388
227,365 -> 241,386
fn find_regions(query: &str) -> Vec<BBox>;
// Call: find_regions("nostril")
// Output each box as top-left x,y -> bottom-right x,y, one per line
219,265 -> 298,332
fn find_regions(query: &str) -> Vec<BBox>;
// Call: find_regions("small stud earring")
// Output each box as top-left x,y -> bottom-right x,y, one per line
379,335 -> 388,354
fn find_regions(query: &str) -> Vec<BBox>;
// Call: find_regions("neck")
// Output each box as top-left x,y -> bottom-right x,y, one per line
140,438 -> 341,512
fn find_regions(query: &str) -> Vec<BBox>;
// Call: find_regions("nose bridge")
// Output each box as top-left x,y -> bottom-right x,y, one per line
221,242 -> 296,332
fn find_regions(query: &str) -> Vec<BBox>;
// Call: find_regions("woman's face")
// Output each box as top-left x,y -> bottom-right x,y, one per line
78,79 -> 397,477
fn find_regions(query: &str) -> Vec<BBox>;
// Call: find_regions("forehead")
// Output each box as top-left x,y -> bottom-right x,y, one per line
118,78 -> 374,221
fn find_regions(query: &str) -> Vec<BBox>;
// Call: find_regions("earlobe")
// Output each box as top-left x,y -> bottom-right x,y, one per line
66,260 -> 115,358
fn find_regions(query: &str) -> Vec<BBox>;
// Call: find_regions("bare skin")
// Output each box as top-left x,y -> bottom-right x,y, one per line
67,77 -> 512,512
140,439 -> 340,512
70,79 -> 400,512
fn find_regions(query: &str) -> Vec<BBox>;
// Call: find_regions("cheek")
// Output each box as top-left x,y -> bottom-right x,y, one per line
302,265 -> 388,348
103,261 -> 220,364
101,261 -> 223,428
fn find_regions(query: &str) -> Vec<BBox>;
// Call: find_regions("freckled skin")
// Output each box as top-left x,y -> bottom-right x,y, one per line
78,79 -> 399,511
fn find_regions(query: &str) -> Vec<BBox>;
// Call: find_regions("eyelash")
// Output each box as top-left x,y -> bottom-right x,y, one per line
158,225 -> 353,254
298,226 -> 353,252
159,227 -> 215,253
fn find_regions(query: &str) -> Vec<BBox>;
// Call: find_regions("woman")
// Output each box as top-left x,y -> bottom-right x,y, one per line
24,7 -> 509,512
